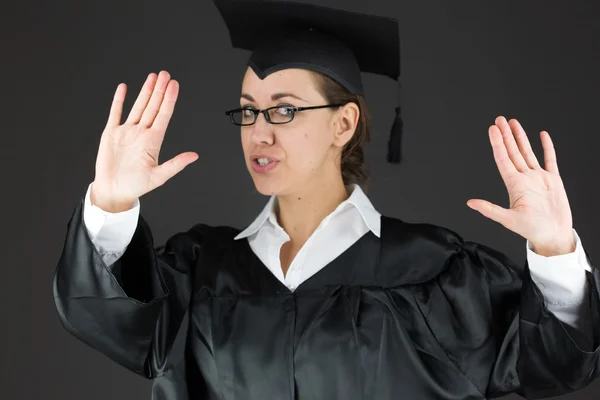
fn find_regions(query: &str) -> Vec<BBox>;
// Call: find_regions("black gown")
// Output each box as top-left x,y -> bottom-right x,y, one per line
53,197 -> 600,399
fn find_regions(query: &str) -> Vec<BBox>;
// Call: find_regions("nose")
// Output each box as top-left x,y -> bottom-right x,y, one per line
249,112 -> 274,145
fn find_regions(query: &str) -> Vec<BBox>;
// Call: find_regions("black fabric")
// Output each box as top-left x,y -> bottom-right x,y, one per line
53,198 -> 600,399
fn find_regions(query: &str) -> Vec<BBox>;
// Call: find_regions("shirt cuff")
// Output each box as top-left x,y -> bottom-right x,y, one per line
527,228 -> 592,307
83,182 -> 140,253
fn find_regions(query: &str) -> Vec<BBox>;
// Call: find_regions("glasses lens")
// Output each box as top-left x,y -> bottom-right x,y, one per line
231,109 -> 256,125
268,106 -> 294,124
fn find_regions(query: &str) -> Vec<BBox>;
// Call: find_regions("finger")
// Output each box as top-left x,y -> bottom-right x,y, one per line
139,70 -> 171,128
489,125 -> 518,181
151,80 -> 180,135
125,72 -> 158,124
106,83 -> 127,128
509,119 -> 540,169
495,116 -> 529,172
467,199 -> 514,230
541,131 -> 559,174
151,152 -> 199,188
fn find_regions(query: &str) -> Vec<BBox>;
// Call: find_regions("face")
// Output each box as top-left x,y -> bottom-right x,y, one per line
238,67 -> 358,196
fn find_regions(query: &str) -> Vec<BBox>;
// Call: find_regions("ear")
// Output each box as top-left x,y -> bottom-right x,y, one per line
332,102 -> 360,148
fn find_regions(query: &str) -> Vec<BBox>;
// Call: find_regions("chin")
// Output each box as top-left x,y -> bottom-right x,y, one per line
248,170 -> 292,196
245,160 -> 284,195
246,162 -> 308,196
251,176 -> 287,196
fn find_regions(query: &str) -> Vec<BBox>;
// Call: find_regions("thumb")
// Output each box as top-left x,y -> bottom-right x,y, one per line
467,199 -> 512,228
152,152 -> 199,188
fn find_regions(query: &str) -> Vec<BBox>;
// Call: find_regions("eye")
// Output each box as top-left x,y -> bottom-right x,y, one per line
242,107 -> 257,117
275,104 -> 294,116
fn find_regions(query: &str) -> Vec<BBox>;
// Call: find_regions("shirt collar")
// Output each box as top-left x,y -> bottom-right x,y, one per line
234,184 -> 381,240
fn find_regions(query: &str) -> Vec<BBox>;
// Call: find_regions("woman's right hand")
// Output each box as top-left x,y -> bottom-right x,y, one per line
91,70 -> 199,213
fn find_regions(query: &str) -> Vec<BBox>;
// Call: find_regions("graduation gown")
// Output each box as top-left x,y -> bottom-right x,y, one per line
53,198 -> 600,399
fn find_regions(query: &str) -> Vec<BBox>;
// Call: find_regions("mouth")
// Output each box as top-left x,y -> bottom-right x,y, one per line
251,156 -> 280,173
251,156 -> 279,166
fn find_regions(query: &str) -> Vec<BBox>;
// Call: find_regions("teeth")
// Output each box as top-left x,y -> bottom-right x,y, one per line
257,158 -> 273,166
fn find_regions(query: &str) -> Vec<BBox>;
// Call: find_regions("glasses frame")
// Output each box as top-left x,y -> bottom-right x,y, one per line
224,103 -> 344,126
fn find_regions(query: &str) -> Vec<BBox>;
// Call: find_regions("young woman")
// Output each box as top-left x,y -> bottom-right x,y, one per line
53,1 -> 600,399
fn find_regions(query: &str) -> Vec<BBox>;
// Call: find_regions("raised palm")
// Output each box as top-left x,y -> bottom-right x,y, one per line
93,70 -> 198,207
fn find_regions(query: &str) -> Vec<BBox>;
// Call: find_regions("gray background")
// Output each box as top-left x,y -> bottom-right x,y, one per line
2,0 -> 599,398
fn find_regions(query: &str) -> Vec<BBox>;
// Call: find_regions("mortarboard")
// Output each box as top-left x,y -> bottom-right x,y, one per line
213,0 -> 404,164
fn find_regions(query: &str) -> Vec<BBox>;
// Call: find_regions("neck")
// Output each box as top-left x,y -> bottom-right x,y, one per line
275,176 -> 350,245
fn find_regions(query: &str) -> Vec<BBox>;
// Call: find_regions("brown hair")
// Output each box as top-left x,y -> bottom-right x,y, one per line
310,71 -> 372,190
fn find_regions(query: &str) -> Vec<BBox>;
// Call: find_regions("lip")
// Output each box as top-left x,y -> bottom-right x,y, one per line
251,154 -> 280,162
250,155 -> 280,173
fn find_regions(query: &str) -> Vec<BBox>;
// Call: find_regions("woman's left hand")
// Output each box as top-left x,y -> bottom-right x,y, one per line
466,116 -> 575,257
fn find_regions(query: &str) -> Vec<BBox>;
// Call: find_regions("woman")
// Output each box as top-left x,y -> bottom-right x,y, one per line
53,1 -> 600,399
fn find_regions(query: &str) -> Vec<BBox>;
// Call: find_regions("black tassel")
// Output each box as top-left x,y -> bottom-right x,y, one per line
387,106 -> 403,164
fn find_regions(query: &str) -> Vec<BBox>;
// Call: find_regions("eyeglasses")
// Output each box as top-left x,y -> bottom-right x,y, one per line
225,104 -> 344,126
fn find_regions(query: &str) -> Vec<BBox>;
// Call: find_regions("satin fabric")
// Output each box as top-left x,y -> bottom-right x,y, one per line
53,198 -> 600,399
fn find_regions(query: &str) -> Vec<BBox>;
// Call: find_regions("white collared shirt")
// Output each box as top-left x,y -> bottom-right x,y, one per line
232,184 -> 381,290
81,182 -> 593,331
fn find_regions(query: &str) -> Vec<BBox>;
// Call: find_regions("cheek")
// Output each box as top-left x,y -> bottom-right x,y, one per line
283,128 -> 332,171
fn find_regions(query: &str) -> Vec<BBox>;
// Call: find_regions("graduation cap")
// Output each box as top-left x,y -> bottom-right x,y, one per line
213,0 -> 404,164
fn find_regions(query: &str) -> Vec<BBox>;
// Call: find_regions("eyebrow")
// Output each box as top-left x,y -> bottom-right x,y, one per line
240,92 -> 307,103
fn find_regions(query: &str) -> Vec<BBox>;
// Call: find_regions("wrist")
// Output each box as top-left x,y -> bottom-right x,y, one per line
90,182 -> 135,213
531,231 -> 576,257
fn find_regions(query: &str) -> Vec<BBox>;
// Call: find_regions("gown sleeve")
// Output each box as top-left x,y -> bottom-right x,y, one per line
422,237 -> 600,399
52,196 -> 204,379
